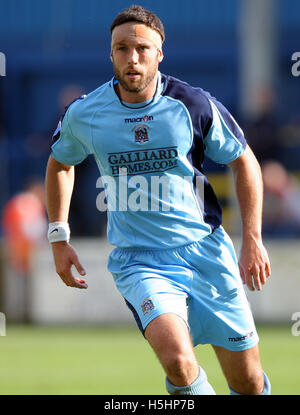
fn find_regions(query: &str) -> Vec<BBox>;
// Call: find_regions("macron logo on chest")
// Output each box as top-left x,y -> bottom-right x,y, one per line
124,115 -> 154,123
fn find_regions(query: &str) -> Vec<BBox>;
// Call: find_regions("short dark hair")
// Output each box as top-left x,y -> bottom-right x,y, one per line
110,5 -> 165,44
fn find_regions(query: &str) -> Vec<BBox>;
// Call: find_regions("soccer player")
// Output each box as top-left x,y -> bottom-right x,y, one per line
45,5 -> 271,395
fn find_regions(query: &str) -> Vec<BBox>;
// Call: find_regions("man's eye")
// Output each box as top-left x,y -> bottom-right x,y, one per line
118,47 -> 126,51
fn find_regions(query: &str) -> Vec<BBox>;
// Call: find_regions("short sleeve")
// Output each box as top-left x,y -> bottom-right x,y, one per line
50,105 -> 89,166
204,98 -> 247,164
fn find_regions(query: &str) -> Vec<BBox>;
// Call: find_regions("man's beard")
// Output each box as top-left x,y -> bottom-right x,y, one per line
113,64 -> 157,93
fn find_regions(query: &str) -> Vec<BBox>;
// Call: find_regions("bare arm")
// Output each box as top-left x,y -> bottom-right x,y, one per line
45,156 -> 87,289
46,155 -> 75,222
228,145 -> 271,291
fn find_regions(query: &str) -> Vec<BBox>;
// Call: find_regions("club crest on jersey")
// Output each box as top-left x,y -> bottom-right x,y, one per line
141,298 -> 154,315
132,124 -> 150,145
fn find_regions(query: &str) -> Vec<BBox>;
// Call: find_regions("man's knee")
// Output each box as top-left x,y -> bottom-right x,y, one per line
145,313 -> 198,386
230,369 -> 264,395
163,352 -> 198,386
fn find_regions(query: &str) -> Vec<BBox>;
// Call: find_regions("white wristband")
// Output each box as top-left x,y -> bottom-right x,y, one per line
48,222 -> 70,243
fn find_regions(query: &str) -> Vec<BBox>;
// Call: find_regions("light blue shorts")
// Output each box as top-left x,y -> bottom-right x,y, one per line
108,226 -> 259,351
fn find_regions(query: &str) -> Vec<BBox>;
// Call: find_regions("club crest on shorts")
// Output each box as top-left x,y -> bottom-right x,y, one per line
141,297 -> 154,315
132,124 -> 150,145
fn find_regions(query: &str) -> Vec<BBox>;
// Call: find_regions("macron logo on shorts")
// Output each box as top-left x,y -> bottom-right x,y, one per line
228,331 -> 254,342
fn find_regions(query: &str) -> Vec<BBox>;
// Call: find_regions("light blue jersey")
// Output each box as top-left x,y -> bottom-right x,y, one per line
51,72 -> 246,248
51,73 -> 259,353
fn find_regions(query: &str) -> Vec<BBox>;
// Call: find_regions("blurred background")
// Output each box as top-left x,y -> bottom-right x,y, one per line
0,0 -> 299,395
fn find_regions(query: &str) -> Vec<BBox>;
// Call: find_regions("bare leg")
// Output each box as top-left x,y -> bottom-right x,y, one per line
144,313 -> 199,386
212,344 -> 265,394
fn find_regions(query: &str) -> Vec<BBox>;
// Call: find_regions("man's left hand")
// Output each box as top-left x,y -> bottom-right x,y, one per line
238,237 -> 271,291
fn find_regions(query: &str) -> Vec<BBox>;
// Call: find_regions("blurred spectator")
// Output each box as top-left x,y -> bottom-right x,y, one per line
262,160 -> 300,237
57,84 -> 84,115
2,178 -> 47,273
243,85 -> 282,164
279,113 -> 300,148
276,110 -> 300,169
24,85 -> 86,178
1,178 -> 47,321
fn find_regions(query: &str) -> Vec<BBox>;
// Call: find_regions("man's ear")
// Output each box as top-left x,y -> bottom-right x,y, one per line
110,51 -> 113,62
157,49 -> 164,63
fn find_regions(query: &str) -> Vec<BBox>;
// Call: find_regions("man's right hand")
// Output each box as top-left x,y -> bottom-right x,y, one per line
51,241 -> 88,289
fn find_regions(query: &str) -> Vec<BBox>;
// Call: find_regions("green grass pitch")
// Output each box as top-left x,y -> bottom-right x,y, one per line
0,324 -> 299,395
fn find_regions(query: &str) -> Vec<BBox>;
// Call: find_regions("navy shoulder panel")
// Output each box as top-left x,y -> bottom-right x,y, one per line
161,75 -> 213,133
161,74 -> 213,169
161,74 -> 222,231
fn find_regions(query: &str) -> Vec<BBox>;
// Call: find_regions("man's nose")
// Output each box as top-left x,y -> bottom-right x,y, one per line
128,48 -> 139,64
